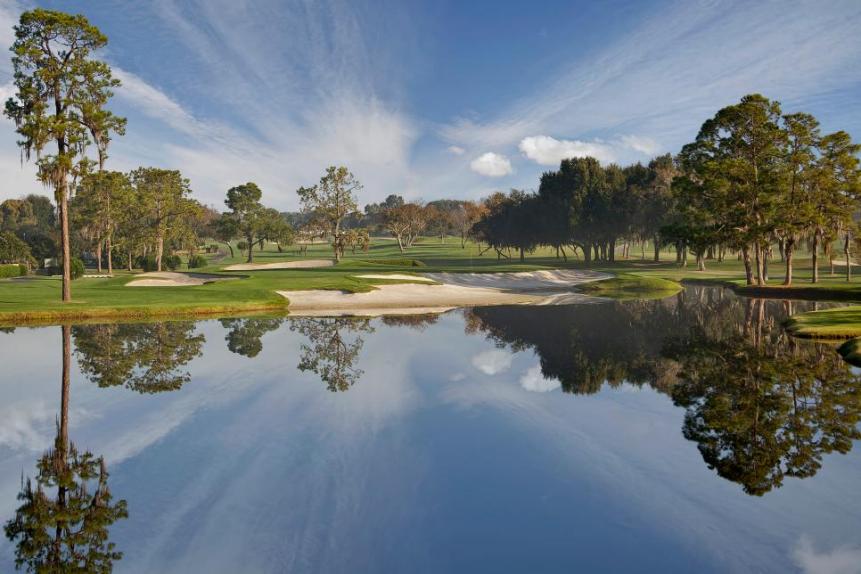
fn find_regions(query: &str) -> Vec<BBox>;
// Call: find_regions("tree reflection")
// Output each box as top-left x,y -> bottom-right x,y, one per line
5,326 -> 127,572
289,318 -> 374,392
219,317 -> 284,358
665,298 -> 861,495
466,287 -> 861,495
72,322 -> 205,393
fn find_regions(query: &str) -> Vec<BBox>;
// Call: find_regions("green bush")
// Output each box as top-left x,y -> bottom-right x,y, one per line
0,264 -> 27,279
236,241 -> 248,252
188,254 -> 208,269
60,257 -> 85,280
136,255 -> 159,272
163,254 -> 182,271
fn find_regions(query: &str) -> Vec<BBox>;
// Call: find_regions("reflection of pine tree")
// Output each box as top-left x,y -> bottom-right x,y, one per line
5,326 -> 127,572
666,298 -> 861,495
219,318 -> 284,358
289,318 -> 374,392
72,322 -> 204,393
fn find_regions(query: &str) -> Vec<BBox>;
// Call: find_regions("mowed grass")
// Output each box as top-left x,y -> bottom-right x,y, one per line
786,306 -> 861,339
3,236 -> 861,326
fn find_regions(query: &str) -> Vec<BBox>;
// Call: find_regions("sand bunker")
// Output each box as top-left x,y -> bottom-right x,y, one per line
224,259 -> 334,271
126,272 -> 237,287
354,273 -> 436,283
280,269 -> 610,316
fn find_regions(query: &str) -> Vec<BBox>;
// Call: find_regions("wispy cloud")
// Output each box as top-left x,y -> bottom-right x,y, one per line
440,0 -> 861,161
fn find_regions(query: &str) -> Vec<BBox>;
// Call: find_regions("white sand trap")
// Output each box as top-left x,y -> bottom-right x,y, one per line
126,272 -> 236,287
224,259 -> 334,271
424,269 -> 610,290
280,269 -> 611,316
355,273 -> 436,283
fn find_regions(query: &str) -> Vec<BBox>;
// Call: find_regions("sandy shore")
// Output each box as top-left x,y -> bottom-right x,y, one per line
224,259 -> 334,271
280,269 -> 610,316
126,272 -> 238,287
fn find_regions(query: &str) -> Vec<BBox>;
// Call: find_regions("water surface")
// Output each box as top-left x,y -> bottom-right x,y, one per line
1,286 -> 859,573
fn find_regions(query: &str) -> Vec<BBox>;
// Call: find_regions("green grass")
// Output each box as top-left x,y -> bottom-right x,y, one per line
577,273 -> 683,300
785,306 -> 861,339
3,236 -> 861,326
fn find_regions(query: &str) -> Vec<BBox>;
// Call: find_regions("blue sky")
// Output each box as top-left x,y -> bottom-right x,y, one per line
1,0 -> 860,210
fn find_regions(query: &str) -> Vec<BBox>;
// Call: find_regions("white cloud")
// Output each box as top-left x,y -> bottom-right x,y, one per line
472,349 -> 513,375
519,365 -> 560,393
519,135 -> 616,165
793,536 -> 861,574
469,152 -> 512,177
620,135 -> 660,156
447,145 -> 465,155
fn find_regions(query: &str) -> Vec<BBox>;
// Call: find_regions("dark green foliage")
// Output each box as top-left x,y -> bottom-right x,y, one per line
163,254 -> 181,271
187,254 -> 208,268
136,255 -> 158,272
236,240 -> 248,252
0,231 -> 35,266
70,257 -> 85,279
0,264 -> 27,278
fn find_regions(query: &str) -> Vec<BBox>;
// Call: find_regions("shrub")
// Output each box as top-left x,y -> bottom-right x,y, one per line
236,241 -> 248,252
188,254 -> 208,269
163,254 -> 182,271
57,257 -> 85,280
0,264 -> 27,279
136,255 -> 159,272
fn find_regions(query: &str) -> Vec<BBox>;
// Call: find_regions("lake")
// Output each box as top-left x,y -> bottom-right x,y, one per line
1,286 -> 859,573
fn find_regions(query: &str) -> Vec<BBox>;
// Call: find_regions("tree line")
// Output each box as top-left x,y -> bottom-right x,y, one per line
468,94 -> 861,286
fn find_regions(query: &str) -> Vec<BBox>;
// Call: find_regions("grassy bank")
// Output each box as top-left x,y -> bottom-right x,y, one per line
2,237 -> 861,326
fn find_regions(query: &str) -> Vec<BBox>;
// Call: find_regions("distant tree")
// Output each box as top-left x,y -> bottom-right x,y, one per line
5,9 -> 122,301
384,202 -> 429,251
224,182 -> 266,263
297,166 -> 361,261
0,230 -> 35,266
74,171 -> 131,273
258,208 -> 294,252
130,168 -> 196,271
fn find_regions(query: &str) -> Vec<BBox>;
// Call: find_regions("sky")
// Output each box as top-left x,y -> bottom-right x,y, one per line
0,0 -> 860,211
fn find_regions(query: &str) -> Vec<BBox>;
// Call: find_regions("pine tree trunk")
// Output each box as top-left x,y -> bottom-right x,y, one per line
812,232 -> 819,283
96,233 -> 103,274
156,234 -> 165,272
654,235 -> 660,262
742,245 -> 754,285
59,190 -> 72,302
783,239 -> 794,286
845,230 -> 852,282
107,234 -> 113,275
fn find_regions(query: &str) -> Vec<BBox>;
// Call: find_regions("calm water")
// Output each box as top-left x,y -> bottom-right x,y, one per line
1,286 -> 860,573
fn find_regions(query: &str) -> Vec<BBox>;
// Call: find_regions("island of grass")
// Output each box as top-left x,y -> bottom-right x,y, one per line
576,273 -> 682,299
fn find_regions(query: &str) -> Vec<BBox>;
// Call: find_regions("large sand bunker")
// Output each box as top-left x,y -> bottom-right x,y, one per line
126,272 -> 237,287
224,259 -> 334,271
280,269 -> 610,316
